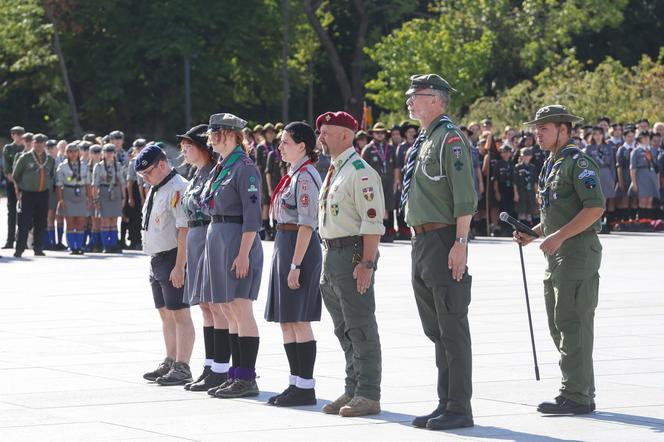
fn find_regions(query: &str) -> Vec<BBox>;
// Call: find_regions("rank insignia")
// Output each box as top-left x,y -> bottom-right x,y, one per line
367,208 -> 377,218
577,158 -> 589,168
171,191 -> 180,208
300,194 -> 310,207
362,187 -> 374,202
447,136 -> 461,145
583,177 -> 596,189
454,159 -> 464,171
361,176 -> 369,181
331,204 -> 339,216
352,159 -> 365,170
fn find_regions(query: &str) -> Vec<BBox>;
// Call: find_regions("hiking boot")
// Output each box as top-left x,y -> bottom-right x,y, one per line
339,395 -> 381,417
189,371 -> 228,392
322,393 -> 352,414
274,387 -> 316,407
184,366 -> 211,390
156,361 -> 193,386
268,385 -> 295,405
143,357 -> 174,381
426,411 -> 474,430
412,404 -> 446,428
214,378 -> 259,398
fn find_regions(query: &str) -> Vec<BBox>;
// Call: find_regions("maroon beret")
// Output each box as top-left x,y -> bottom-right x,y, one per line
316,111 -> 358,132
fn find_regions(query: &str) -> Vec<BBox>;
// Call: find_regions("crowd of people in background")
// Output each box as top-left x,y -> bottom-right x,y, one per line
2,116 -> 663,256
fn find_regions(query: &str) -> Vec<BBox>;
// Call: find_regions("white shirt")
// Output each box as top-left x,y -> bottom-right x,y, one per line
142,173 -> 189,255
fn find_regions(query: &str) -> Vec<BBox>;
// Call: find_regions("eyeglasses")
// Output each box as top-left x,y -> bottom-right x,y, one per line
407,93 -> 436,99
137,164 -> 157,177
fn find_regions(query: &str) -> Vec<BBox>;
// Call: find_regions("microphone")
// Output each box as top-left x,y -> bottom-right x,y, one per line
499,212 -> 539,237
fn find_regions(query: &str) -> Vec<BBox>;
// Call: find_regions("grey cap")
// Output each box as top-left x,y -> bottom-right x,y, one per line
208,113 -> 247,132
33,133 -> 48,143
78,141 -> 91,151
133,138 -> 147,148
102,143 -> 116,153
109,130 -> 124,139
10,126 -> 25,134
46,139 -> 57,148
90,144 -> 102,154
22,132 -> 34,141
66,142 -> 80,152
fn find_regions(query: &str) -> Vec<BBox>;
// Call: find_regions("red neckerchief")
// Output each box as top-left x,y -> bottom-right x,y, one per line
269,159 -> 313,214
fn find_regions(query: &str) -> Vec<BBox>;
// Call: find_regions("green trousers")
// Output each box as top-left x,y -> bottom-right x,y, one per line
320,243 -> 382,401
544,231 -> 601,405
411,226 -> 473,415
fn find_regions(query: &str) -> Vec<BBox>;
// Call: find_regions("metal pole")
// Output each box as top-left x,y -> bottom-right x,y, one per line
518,243 -> 540,380
281,0 -> 290,122
184,56 -> 192,130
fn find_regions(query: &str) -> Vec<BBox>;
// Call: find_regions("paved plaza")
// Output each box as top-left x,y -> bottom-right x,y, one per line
1,208 -> 663,441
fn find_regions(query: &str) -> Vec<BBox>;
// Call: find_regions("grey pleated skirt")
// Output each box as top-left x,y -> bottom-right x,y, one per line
203,222 -> 263,303
62,186 -> 90,217
98,185 -> 122,217
599,167 -> 615,198
614,172 -> 632,198
634,168 -> 659,198
265,230 -> 322,323
183,225 -> 210,305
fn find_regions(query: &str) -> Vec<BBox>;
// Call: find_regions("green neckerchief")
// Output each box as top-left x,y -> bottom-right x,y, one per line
202,145 -> 244,205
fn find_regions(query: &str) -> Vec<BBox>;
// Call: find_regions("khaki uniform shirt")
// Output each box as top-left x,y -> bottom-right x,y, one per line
539,142 -> 605,236
2,142 -> 24,176
142,173 -> 189,255
405,116 -> 477,226
12,150 -> 56,192
318,147 -> 385,239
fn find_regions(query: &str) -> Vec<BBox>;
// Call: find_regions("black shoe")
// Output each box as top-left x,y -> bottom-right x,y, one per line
426,411 -> 474,430
55,243 -> 68,251
113,245 -> 123,254
412,405 -> 446,428
554,394 -> 596,412
156,361 -> 193,386
214,378 -> 259,398
185,366 -> 212,390
268,385 -> 295,405
274,386 -> 316,407
208,377 -> 234,396
34,250 -> 45,256
380,234 -> 394,243
190,371 -> 228,391
2,243 -> 13,249
13,250 -> 23,258
143,357 -> 174,381
538,397 -> 594,415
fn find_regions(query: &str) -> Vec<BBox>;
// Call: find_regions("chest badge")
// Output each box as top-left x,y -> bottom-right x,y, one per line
330,204 -> 339,216
362,187 -> 374,202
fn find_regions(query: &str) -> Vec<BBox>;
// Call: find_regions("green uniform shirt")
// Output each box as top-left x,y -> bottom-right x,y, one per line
539,141 -> 605,236
12,150 -> 56,192
2,142 -> 25,176
405,115 -> 477,226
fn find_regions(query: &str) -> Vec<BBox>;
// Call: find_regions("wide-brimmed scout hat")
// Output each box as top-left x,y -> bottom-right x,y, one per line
524,105 -> 583,126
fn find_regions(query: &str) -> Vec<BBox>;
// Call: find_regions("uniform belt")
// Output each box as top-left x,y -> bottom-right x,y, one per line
63,184 -> 85,188
188,220 -> 210,228
152,247 -> 176,258
98,184 -> 115,187
322,235 -> 362,250
211,215 -> 243,224
276,223 -> 299,232
412,222 -> 449,236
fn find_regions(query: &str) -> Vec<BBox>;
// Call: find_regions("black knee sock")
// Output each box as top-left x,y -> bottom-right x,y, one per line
296,340 -> 316,381
203,326 -> 214,363
284,342 -> 299,382
239,336 -> 260,369
229,333 -> 240,368
212,329 -> 231,374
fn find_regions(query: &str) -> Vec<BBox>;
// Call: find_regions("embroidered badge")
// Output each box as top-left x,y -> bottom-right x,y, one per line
171,191 -> 180,208
577,158 -> 588,168
447,136 -> 461,145
362,187 -> 374,202
454,159 -> 464,171
577,169 -> 596,179
367,208 -> 377,218
155,216 -> 161,225
248,184 -> 258,192
583,177 -> 596,189
300,194 -> 310,207
452,145 -> 462,159
250,194 -> 258,203
331,204 -> 339,216
446,124 -> 454,129
249,176 -> 256,183
352,159 -> 365,170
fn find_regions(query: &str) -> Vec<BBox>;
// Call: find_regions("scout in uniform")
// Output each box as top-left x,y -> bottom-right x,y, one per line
201,113 -> 263,399
126,138 -> 147,250
317,111 -> 385,418
56,143 -> 92,255
515,104 -> 605,415
46,140 -> 63,250
493,145 -> 516,222
137,144 -> 195,386
92,145 -> 126,253
265,122 -> 323,407
109,130 -> 130,248
86,145 -> 104,252
362,122 -> 400,242
177,124 -> 231,392
353,130 -> 368,155
2,126 -> 26,249
11,133 -> 56,258
265,132 -> 288,240
513,148 -> 539,225
583,127 -> 616,225
402,74 -> 477,431
256,123 -> 276,239
615,126 -> 636,221
630,131 -> 660,218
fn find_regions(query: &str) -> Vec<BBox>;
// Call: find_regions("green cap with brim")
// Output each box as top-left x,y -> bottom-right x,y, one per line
524,104 -> 583,126
406,73 -> 457,96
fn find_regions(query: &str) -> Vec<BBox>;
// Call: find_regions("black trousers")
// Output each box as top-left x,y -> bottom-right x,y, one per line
5,182 -> 17,244
126,183 -> 143,246
16,190 -> 49,252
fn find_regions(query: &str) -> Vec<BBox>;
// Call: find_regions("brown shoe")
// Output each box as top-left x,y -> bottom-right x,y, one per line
339,396 -> 381,417
322,393 -> 352,414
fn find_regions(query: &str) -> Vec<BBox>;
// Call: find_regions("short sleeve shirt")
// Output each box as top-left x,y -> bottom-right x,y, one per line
92,160 -> 126,187
182,163 -> 214,222
56,160 -> 90,187
142,173 -> 189,255
273,157 -> 322,228
318,147 -> 385,239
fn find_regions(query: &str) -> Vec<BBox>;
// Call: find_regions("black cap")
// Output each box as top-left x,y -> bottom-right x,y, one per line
33,133 -> 48,143
176,124 -> 209,149
46,139 -> 57,148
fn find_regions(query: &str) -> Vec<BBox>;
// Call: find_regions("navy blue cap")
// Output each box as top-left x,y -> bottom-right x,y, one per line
135,144 -> 165,172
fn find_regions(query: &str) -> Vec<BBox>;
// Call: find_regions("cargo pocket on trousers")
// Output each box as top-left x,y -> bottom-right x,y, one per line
442,276 -> 472,314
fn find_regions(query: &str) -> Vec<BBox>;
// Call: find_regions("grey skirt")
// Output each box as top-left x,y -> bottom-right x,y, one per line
599,167 -> 616,198
62,186 -> 90,217
203,222 -> 263,303
265,229 -> 322,323
98,185 -> 122,217
183,225 -> 210,305
633,168 -> 659,198
614,172 -> 632,198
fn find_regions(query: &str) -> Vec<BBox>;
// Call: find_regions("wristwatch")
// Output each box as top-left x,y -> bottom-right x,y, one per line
290,263 -> 302,271
455,236 -> 468,245
360,260 -> 376,270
